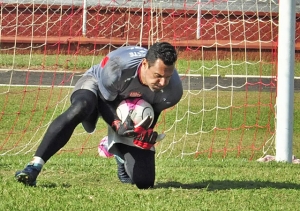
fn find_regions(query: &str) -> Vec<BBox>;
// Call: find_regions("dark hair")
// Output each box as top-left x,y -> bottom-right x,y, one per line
145,42 -> 177,67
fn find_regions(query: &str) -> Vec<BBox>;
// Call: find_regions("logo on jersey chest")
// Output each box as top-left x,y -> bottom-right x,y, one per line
129,92 -> 142,98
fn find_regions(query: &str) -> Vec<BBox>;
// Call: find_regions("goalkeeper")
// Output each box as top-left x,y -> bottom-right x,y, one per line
15,42 -> 183,189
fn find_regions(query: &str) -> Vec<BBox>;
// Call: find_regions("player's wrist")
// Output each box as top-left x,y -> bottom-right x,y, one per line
133,140 -> 153,150
133,130 -> 158,150
111,120 -> 121,132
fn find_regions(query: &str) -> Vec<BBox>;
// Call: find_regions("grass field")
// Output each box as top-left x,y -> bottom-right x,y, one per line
1,90 -> 300,210
1,55 -> 300,210
1,155 -> 300,210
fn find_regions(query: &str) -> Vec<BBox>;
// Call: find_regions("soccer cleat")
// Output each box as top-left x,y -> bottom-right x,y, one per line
115,155 -> 133,184
15,164 -> 42,186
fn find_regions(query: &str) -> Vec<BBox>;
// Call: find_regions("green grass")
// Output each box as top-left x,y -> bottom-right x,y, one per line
0,87 -> 284,159
1,155 -> 300,210
1,87 -> 300,158
1,55 -> 300,210
1,53 -> 299,76
1,88 -> 300,211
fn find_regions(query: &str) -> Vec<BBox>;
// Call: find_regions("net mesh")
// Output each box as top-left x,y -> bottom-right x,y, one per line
0,0 -> 293,159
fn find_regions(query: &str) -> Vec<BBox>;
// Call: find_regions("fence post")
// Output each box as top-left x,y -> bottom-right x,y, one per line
82,0 -> 87,37
196,0 -> 201,39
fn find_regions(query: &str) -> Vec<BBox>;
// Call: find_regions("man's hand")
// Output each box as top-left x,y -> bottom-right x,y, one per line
112,112 -> 153,137
111,112 -> 135,137
133,129 -> 158,150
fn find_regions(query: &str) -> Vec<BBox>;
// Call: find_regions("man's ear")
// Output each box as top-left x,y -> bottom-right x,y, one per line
142,58 -> 149,69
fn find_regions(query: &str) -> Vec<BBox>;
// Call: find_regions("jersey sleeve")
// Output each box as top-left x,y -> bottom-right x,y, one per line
164,80 -> 183,109
97,47 -> 146,101
98,57 -> 123,101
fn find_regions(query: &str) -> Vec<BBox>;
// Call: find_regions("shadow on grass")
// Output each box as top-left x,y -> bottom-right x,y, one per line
38,182 -> 72,188
155,180 -> 300,190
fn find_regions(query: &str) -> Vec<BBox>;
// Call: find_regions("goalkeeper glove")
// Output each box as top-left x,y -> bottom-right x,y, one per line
111,112 -> 153,137
133,129 -> 158,150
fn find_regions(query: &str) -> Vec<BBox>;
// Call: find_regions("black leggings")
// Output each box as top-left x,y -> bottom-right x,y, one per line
116,143 -> 155,189
35,89 -> 155,189
35,89 -> 98,162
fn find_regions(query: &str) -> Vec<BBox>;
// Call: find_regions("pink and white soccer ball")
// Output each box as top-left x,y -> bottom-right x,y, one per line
98,136 -> 114,158
116,98 -> 154,128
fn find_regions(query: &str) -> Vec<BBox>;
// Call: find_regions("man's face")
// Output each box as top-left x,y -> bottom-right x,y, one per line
142,58 -> 175,92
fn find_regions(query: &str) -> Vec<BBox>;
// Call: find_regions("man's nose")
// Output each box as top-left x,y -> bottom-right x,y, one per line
159,78 -> 167,86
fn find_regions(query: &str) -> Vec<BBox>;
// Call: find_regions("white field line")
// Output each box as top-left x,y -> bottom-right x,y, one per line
0,84 -> 74,88
0,69 -> 299,79
0,68 -> 84,74
225,75 -> 300,79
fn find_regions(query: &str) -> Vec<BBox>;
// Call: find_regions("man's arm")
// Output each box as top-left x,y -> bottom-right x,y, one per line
149,110 -> 161,129
97,93 -> 120,126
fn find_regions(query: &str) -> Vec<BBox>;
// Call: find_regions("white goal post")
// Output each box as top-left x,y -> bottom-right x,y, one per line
276,0 -> 296,163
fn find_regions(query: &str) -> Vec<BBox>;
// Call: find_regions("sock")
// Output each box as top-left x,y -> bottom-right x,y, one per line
27,156 -> 45,171
114,155 -> 124,164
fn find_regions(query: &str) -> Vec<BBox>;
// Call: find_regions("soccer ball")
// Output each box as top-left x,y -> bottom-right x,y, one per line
98,136 -> 114,158
116,98 -> 154,128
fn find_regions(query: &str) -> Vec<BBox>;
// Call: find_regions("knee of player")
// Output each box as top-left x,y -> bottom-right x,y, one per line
135,182 -> 154,189
68,100 -> 91,120
134,179 -> 154,189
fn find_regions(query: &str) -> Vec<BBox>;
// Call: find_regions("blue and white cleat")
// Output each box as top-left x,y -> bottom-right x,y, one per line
115,155 -> 133,184
15,164 -> 42,186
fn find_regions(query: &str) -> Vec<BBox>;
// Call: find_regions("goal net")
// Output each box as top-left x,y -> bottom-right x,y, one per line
0,0 -> 288,159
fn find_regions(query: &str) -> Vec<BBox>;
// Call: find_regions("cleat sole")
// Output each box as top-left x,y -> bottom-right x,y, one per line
15,173 -> 36,186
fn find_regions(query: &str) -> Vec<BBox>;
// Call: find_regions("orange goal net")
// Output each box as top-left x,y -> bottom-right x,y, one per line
0,0 -> 298,159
